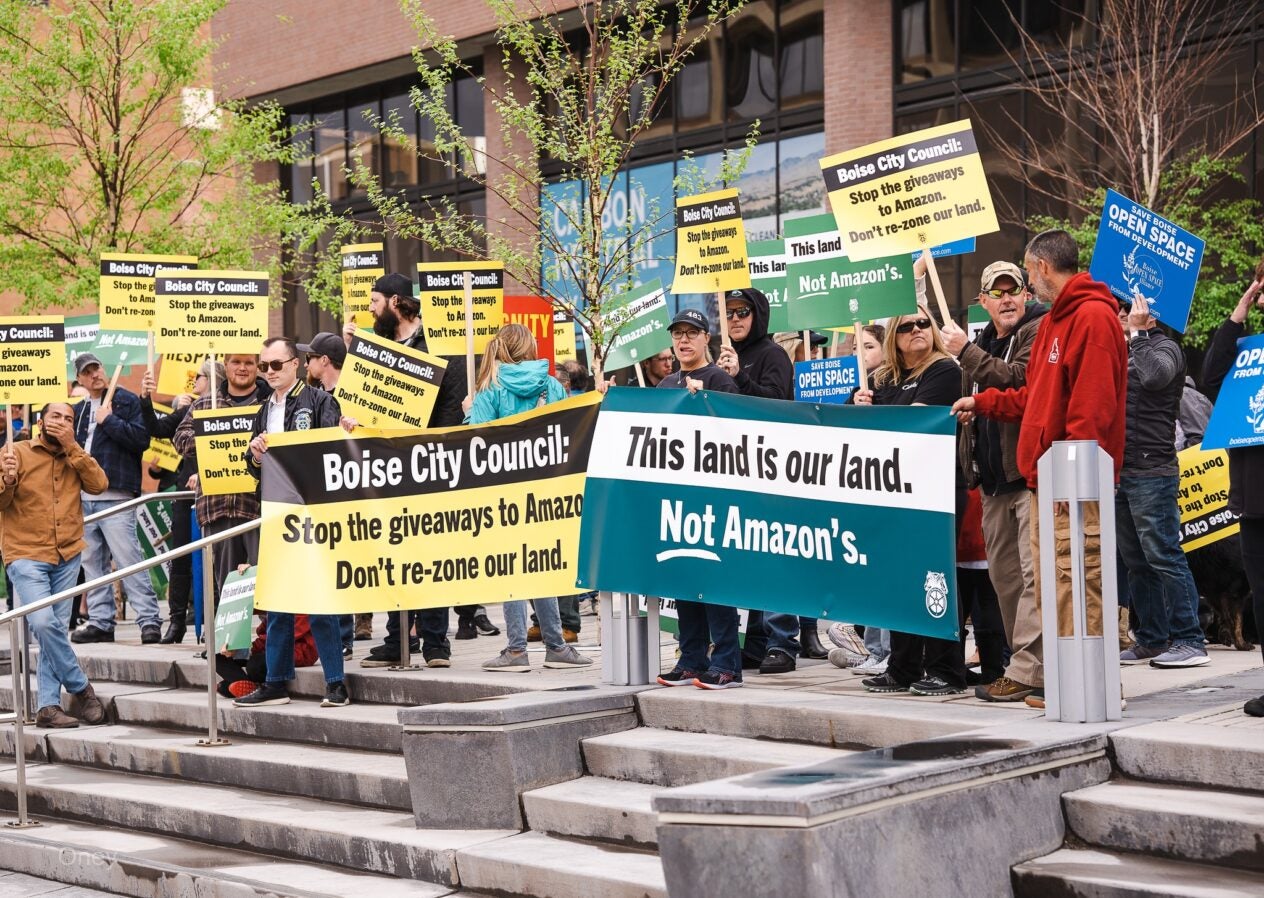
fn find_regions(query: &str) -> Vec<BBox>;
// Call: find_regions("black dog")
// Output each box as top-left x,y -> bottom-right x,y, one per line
1187,533 -> 1257,651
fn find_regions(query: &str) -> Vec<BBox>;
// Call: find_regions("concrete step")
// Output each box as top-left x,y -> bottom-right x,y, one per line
582,726 -> 848,787
0,761 -> 513,884
0,815 -> 458,897
1111,718 -> 1264,794
1065,780 -> 1264,872
456,831 -> 666,898
0,723 -> 410,810
1012,848 -> 1264,897
523,776 -> 660,847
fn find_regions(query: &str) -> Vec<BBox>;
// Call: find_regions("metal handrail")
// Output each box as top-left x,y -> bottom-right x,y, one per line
82,489 -> 196,524
3,517 -> 260,829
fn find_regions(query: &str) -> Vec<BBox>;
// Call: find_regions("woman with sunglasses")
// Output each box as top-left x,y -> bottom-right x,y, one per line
853,306 -> 969,696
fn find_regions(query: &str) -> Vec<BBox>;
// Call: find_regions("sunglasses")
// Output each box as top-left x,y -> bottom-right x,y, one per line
260,358 -> 296,372
983,286 -> 1024,298
305,352 -> 321,363
725,307 -> 753,320
895,318 -> 933,334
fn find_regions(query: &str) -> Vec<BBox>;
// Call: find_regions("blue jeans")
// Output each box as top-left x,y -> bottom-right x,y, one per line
1116,475 -> 1204,648
8,557 -> 89,708
81,499 -> 161,631
765,613 -> 802,657
264,612 -> 345,684
505,598 -> 564,651
864,626 -> 890,661
676,600 -> 741,676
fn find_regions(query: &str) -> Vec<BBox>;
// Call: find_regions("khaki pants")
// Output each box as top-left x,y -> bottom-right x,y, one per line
980,489 -> 1040,685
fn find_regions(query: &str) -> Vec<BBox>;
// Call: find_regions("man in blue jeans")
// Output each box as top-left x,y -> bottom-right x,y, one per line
1116,296 -> 1209,668
70,353 -> 163,644
0,402 -> 109,728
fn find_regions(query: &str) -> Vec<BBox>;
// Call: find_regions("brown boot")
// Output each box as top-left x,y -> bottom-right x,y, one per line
36,706 -> 79,729
67,683 -> 106,725
354,613 -> 373,641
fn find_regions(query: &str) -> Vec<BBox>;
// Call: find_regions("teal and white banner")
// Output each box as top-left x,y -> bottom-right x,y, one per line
578,388 -> 959,639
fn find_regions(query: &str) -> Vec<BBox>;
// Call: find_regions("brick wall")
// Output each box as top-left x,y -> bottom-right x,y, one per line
824,0 -> 893,152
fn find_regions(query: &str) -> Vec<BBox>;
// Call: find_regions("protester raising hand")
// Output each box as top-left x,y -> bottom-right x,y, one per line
1230,279 -> 1263,324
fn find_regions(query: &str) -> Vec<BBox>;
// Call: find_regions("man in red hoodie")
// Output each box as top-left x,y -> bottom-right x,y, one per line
952,229 -> 1127,705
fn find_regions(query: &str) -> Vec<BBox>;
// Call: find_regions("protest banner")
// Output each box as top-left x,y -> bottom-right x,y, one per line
749,239 -> 789,333
254,393 -> 601,614
136,493 -> 173,596
0,317 -> 67,406
554,311 -> 578,365
913,237 -> 976,260
578,388 -> 959,639
99,252 -> 197,332
784,213 -> 916,331
672,189 -> 751,295
335,328 -> 447,429
214,566 -> 257,652
505,295 -> 556,375
157,353 -> 203,397
604,279 -> 672,373
154,270 -> 269,356
1177,444 -> 1238,552
1089,189 -> 1204,333
794,356 -> 859,404
341,242 -> 385,329
65,315 -> 99,382
191,405 -> 259,496
142,402 -> 182,472
967,303 -> 991,341
1203,333 -> 1264,450
91,329 -> 148,369
417,262 -> 505,356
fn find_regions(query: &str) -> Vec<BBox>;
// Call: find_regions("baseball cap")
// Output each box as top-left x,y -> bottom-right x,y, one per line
669,308 -> 710,334
980,261 -> 1025,291
372,272 -> 413,298
74,352 -> 103,375
724,287 -> 766,307
297,332 -> 347,366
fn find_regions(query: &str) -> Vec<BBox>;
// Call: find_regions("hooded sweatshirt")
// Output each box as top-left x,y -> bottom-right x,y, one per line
971,272 -> 1127,487
731,292 -> 793,400
466,359 -> 567,425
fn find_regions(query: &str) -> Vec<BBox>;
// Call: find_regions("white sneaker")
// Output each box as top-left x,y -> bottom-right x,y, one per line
853,655 -> 888,675
827,623 -> 869,665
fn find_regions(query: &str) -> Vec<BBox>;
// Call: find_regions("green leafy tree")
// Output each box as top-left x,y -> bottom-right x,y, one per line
0,0 -> 324,311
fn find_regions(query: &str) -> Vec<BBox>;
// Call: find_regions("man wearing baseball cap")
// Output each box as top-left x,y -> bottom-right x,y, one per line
298,332 -> 346,392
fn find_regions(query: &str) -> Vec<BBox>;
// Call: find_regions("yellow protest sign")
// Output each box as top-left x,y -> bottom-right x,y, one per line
157,353 -> 203,397
0,317 -> 68,406
1178,444 -> 1239,552
191,405 -> 259,496
143,402 -> 182,472
819,119 -> 999,261
255,394 -> 600,614
671,189 -> 751,294
99,253 -> 197,332
154,270 -> 268,356
335,329 -> 447,429
417,262 -> 504,356
341,243 -> 384,329
554,312 -> 577,365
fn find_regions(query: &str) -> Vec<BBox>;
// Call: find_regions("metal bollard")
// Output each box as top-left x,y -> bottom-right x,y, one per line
599,592 -> 658,686
1036,440 -> 1122,723
197,542 -> 229,747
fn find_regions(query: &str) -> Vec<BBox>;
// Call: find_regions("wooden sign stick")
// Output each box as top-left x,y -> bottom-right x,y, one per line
717,291 -> 731,348
103,354 -> 127,406
147,331 -> 155,374
853,320 -> 869,388
633,362 -> 646,387
920,247 -> 952,324
802,330 -> 811,362
208,354 -> 217,411
4,404 -> 11,452
463,271 -> 476,399
830,331 -> 840,358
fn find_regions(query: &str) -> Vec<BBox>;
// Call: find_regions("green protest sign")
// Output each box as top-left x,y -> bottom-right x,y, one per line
604,279 -> 672,371
135,492 -> 173,596
91,328 -> 148,369
784,213 -> 917,330
214,566 -> 257,652
748,239 -> 789,333
65,315 -> 99,381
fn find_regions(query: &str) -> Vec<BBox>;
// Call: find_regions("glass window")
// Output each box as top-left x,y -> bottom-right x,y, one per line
898,0 -> 955,84
348,101 -> 379,198
726,1 -> 776,122
735,140 -> 777,241
314,107 -> 348,203
958,0 -> 1022,73
382,92 -> 420,188
776,131 -> 826,233
289,113 -> 313,203
419,84 -> 453,183
779,0 -> 823,107
676,36 -> 717,127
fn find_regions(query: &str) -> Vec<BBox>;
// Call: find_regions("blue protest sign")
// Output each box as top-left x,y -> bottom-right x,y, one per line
911,237 -> 975,260
1089,189 -> 1204,333
794,357 -> 859,404
1203,333 -> 1264,450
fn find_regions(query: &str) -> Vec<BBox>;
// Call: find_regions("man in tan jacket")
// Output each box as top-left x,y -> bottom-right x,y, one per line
0,401 -> 109,727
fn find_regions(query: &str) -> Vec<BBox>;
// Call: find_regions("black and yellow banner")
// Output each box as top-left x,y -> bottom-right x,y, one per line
99,252 -> 197,332
192,405 -> 259,496
143,402 -> 183,472
341,242 -> 385,329
671,189 -> 751,294
1178,444 -> 1239,552
255,392 -> 600,613
417,261 -> 505,356
154,270 -> 268,356
335,328 -> 447,429
0,317 -> 67,405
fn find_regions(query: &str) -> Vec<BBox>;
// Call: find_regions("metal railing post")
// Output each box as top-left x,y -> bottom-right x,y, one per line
1037,440 -> 1122,723
391,610 -> 420,671
19,618 -> 33,723
197,541 -> 228,748
5,620 -> 38,828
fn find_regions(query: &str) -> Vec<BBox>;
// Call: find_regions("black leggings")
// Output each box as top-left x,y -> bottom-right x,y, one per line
1235,517 -> 1264,666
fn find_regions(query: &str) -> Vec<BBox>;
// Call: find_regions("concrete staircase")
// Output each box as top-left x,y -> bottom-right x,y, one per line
1012,709 -> 1264,897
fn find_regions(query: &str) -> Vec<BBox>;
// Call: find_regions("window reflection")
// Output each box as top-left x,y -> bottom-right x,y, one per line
314,108 -> 348,202
382,93 -> 419,188
289,113 -> 312,203
780,0 -> 823,107
726,2 -> 776,122
347,101 -> 378,199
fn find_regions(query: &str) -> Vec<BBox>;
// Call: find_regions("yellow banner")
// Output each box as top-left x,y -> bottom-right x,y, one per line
99,253 -> 197,332
191,405 -> 259,496
671,189 -> 751,294
1178,443 -> 1240,552
154,269 -> 268,356
416,262 -> 505,356
157,353 -> 203,397
341,243 -> 384,329
334,329 -> 447,429
143,402 -> 182,472
819,119 -> 998,261
255,393 -> 600,614
554,313 -> 577,365
0,317 -> 68,406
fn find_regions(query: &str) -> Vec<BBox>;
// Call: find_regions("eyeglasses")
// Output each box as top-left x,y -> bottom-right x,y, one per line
260,358 -> 296,372
895,318 -> 933,335
725,307 -> 753,320
983,286 -> 1024,299
305,353 -> 320,363
671,328 -> 704,341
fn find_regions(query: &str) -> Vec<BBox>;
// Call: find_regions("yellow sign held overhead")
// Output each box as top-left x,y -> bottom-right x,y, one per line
417,262 -> 505,356
0,317 -> 68,406
335,328 -> 447,429
341,243 -> 385,329
191,405 -> 259,496
554,312 -> 577,365
671,189 -> 751,294
819,119 -> 998,261
99,253 -> 197,332
154,270 -> 268,356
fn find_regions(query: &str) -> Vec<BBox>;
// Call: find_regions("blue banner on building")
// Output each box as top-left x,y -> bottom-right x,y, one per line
794,356 -> 859,404
577,388 -> 960,640
1203,333 -> 1264,450
1089,189 -> 1204,333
